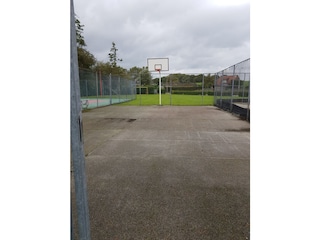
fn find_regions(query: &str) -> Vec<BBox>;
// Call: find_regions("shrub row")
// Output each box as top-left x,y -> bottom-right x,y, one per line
171,90 -> 214,96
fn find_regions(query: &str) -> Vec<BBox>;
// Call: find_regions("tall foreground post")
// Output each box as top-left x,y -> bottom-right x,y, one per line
70,0 -> 91,239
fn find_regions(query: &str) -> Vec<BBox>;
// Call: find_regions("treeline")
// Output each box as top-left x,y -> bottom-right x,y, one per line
75,16 -> 217,88
160,73 -> 218,88
75,16 -> 152,84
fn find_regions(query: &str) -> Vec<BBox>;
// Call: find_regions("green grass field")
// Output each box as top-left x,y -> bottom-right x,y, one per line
118,94 -> 215,106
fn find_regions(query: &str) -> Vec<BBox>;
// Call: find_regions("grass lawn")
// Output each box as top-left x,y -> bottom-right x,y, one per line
118,94 -> 215,106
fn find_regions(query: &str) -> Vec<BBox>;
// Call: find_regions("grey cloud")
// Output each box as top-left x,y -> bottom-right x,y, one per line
74,0 -> 249,73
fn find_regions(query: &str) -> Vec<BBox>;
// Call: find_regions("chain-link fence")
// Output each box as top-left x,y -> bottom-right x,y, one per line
133,73 -> 215,106
214,58 -> 250,121
79,68 -> 136,109
78,60 -> 250,115
162,73 -> 214,96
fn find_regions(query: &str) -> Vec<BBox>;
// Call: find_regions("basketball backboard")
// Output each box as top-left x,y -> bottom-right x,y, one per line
147,58 -> 169,72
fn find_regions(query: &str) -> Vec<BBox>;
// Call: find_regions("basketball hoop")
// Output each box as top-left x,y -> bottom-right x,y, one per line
154,64 -> 162,72
147,58 -> 169,72
147,58 -> 169,106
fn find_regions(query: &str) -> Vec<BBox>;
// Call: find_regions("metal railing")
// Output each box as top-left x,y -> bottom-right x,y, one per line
213,58 -> 250,121
79,68 -> 136,109
133,73 -> 216,106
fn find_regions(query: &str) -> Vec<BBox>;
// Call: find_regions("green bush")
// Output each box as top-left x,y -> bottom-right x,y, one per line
171,90 -> 214,96
136,86 -> 165,94
171,86 -> 202,91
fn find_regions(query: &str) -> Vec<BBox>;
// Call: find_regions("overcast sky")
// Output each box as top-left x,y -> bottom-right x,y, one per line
74,0 -> 250,73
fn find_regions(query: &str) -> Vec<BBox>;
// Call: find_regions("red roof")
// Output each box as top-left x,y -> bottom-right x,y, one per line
216,75 -> 239,86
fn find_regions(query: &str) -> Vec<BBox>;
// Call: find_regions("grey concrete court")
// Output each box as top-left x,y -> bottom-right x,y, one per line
72,105 -> 250,239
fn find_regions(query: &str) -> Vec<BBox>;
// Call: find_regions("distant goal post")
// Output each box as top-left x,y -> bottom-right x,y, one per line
147,58 -> 169,72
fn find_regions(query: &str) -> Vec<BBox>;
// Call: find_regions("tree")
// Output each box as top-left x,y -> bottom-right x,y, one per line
75,15 -> 96,69
204,74 -> 217,88
77,48 -> 96,69
128,66 -> 141,82
75,15 -> 86,48
108,42 -> 122,68
140,67 -> 152,85
94,61 -> 112,75
128,66 -> 152,86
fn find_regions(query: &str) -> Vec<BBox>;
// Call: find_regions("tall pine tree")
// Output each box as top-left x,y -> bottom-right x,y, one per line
108,42 -> 122,68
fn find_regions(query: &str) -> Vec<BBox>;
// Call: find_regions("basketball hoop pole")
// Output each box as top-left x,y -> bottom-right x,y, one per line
158,70 -> 162,105
147,58 -> 169,105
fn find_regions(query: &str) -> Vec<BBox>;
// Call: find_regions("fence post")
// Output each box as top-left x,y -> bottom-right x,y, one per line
202,74 -> 204,105
213,74 -> 216,106
85,80 -> 88,97
109,73 -> 112,105
70,0 -> 91,239
220,71 -> 224,107
241,73 -> 246,103
138,73 -> 141,105
247,76 -> 250,121
126,80 -> 128,100
230,64 -> 236,111
99,71 -> 102,97
96,71 -> 99,107
118,76 -> 121,103
238,72 -> 241,95
170,75 -> 172,106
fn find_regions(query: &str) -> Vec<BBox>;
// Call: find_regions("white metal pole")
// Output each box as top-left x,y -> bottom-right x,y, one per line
202,74 -> 204,105
159,71 -> 162,105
